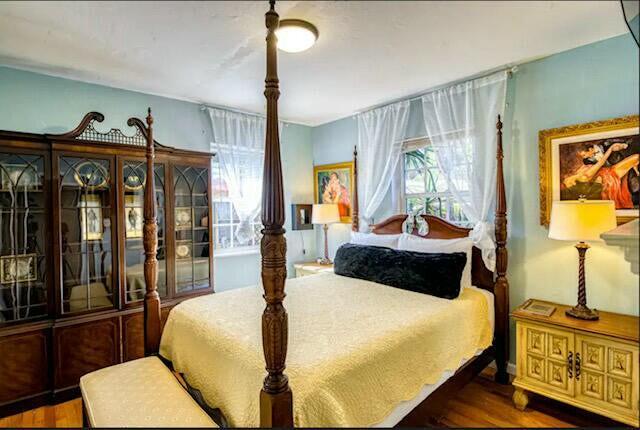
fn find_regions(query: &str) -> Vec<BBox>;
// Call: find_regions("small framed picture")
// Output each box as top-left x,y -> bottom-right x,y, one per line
125,195 -> 143,238
521,300 -> 556,317
291,204 -> 313,230
314,162 -> 354,223
80,195 -> 104,241
0,254 -> 37,284
175,207 -> 192,230
0,164 -> 40,191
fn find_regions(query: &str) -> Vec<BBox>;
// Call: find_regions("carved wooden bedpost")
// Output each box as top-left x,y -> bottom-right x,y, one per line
352,146 -> 359,232
494,115 -> 510,384
142,108 -> 161,355
260,1 -> 294,427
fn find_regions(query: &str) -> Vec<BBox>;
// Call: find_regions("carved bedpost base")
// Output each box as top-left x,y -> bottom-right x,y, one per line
260,387 -> 293,427
512,387 -> 529,411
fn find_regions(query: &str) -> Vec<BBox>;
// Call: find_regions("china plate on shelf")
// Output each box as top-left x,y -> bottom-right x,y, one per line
176,244 -> 191,258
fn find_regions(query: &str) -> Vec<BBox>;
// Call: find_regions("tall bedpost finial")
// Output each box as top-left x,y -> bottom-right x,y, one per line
352,146 -> 359,232
143,108 -> 161,355
260,1 -> 294,427
494,114 -> 509,384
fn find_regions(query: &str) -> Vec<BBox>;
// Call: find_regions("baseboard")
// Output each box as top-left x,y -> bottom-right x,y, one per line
488,360 -> 516,375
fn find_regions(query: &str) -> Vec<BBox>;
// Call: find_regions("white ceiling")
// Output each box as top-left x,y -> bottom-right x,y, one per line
0,1 -> 629,126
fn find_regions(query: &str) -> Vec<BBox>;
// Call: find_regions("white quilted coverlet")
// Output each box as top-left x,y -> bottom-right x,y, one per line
160,272 -> 492,427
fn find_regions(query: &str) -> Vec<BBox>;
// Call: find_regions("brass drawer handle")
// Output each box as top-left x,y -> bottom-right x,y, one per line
567,351 -> 573,379
575,352 -> 581,380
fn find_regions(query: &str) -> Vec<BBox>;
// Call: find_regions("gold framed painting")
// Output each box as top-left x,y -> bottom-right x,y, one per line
539,115 -> 639,225
313,162 -> 354,223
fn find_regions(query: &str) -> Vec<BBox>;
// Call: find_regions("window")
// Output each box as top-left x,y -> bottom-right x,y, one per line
211,158 -> 261,252
402,142 -> 470,226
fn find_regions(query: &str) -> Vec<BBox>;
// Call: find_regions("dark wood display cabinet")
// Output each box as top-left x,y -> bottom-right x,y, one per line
0,112 -> 214,416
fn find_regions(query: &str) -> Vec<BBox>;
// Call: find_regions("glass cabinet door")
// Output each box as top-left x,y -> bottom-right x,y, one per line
173,165 -> 210,293
122,160 -> 166,303
0,152 -> 47,323
58,156 -> 114,314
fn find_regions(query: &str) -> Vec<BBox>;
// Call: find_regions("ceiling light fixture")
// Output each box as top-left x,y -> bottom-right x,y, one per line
275,19 -> 319,53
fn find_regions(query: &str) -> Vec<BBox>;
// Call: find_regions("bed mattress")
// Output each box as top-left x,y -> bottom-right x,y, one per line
160,272 -> 493,427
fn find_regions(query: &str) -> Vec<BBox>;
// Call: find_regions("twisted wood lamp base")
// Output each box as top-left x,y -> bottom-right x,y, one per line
566,242 -> 599,321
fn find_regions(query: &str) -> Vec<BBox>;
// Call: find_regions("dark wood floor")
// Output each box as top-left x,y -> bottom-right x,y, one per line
0,370 -> 624,428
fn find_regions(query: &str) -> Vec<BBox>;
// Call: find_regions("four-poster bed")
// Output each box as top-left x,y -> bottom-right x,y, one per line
137,0 -> 509,427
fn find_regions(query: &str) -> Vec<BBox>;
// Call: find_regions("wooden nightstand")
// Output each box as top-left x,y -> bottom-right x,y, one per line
293,261 -> 334,277
511,299 -> 639,427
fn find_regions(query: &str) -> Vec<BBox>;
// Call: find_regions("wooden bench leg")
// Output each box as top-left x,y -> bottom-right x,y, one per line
513,387 -> 529,411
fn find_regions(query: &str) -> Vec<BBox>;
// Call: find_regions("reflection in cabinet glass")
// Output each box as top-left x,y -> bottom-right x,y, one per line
0,153 -> 47,322
59,157 -> 114,313
173,165 -> 210,293
122,161 -> 166,302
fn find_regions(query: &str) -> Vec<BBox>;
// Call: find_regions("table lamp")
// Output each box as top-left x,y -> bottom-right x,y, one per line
312,203 -> 340,265
548,198 -> 617,320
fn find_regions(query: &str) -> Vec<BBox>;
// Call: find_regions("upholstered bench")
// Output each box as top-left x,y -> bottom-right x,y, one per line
80,356 -> 217,428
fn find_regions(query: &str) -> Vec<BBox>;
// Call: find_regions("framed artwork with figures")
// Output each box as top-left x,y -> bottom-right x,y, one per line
313,162 -> 354,223
125,195 -> 143,238
80,195 -> 104,240
539,115 -> 639,225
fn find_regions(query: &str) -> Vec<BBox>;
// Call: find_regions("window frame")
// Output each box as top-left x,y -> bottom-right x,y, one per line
400,137 -> 471,227
210,156 -> 262,255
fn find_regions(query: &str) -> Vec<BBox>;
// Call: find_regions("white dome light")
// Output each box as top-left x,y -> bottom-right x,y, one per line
275,19 -> 318,53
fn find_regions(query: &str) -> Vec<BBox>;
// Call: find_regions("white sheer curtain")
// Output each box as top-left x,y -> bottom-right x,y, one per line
420,71 -> 507,270
356,100 -> 410,231
207,107 -> 266,245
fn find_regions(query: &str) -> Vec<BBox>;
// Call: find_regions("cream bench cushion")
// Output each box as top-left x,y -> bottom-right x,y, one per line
80,356 -> 217,428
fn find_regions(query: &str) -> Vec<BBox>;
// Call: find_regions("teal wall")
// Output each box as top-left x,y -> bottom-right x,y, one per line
503,35 -> 639,360
0,66 -> 316,291
0,33 -> 638,361
311,35 -> 640,362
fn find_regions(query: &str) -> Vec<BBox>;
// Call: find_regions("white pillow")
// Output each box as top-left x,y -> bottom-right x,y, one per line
350,231 -> 401,249
397,233 -> 473,289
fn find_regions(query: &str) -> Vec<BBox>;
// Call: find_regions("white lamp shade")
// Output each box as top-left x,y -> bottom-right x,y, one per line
549,200 -> 617,242
312,204 -> 340,225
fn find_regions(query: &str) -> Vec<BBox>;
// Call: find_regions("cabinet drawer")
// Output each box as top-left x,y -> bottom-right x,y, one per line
516,321 -> 575,396
575,333 -> 638,420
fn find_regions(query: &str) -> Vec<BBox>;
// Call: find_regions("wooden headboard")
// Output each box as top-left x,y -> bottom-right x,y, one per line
370,214 -> 494,292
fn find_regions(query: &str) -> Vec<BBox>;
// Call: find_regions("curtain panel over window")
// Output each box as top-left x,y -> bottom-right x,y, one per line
207,107 -> 267,246
356,100 -> 410,231
420,71 -> 507,270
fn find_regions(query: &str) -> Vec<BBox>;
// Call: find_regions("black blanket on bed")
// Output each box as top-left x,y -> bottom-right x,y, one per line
333,243 -> 466,300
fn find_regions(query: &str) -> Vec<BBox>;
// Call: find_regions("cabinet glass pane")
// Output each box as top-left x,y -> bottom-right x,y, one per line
0,152 -> 47,323
59,156 -> 114,313
173,165 -> 210,293
123,161 -> 167,302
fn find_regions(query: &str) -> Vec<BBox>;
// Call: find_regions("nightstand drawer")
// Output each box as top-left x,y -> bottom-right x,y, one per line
574,333 -> 639,419
517,321 -> 575,396
512,301 -> 639,427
